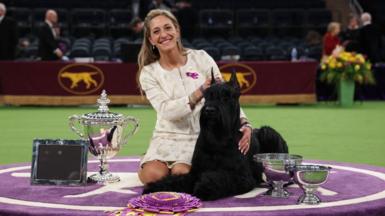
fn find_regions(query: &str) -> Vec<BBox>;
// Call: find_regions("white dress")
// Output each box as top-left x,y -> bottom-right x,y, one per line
139,49 -> 247,166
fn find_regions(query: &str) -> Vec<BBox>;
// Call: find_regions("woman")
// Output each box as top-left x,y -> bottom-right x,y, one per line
322,22 -> 341,56
137,9 -> 252,184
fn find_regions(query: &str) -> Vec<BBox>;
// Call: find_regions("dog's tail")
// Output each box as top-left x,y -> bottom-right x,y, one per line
256,126 -> 289,153
142,173 -> 195,195
249,126 -> 289,184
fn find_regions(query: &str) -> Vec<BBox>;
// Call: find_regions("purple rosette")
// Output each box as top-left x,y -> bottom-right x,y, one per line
127,192 -> 202,214
186,72 -> 199,79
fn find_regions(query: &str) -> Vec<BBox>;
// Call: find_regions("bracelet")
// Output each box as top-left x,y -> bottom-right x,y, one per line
241,123 -> 253,130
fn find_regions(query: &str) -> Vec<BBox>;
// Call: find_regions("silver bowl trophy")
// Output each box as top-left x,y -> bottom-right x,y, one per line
254,153 -> 303,198
69,90 -> 139,184
291,165 -> 331,204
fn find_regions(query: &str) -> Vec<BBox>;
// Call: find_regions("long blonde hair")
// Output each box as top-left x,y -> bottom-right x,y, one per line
137,9 -> 187,74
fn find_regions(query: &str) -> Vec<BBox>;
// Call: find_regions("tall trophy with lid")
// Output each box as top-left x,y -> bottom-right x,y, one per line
69,90 -> 139,184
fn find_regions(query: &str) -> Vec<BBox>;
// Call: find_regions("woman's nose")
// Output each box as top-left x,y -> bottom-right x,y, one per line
159,30 -> 168,38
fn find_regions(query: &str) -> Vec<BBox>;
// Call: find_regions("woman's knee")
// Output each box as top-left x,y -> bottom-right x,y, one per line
171,163 -> 191,175
138,161 -> 169,184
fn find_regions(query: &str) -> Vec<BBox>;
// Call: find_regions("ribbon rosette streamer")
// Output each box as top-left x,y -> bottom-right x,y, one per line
108,192 -> 202,216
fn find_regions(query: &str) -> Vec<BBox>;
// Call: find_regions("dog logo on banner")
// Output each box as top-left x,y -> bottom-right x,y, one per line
219,63 -> 257,93
58,64 -> 104,95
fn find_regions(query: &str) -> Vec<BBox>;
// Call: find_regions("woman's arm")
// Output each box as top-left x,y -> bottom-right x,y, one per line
140,69 -> 193,121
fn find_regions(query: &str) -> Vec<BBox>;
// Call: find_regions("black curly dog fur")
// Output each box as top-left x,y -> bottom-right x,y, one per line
142,70 -> 288,200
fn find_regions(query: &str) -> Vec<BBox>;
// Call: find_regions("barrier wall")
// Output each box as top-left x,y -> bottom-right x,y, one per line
0,61 -> 318,105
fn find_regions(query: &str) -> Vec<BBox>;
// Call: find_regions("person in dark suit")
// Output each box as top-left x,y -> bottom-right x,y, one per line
38,9 -> 63,61
0,3 -> 18,60
359,12 -> 382,63
340,15 -> 360,52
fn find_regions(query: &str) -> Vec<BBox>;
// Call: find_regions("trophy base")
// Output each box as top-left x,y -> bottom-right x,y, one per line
88,172 -> 120,184
297,193 -> 321,205
264,186 -> 290,198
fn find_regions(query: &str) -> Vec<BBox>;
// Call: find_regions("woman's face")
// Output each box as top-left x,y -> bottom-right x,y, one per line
148,15 -> 180,53
332,25 -> 340,36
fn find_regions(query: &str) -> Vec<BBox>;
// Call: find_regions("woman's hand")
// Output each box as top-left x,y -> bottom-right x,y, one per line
239,125 -> 252,155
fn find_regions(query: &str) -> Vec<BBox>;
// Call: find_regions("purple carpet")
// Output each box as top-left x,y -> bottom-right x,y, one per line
1,157 -> 385,216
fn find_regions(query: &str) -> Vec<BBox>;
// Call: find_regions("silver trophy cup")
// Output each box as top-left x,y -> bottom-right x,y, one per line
254,153 -> 303,198
292,165 -> 331,204
69,90 -> 139,184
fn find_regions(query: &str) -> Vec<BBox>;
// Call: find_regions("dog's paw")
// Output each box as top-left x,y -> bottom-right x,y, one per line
193,181 -> 220,201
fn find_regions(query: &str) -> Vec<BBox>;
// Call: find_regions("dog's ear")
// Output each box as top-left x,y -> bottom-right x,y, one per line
229,68 -> 240,90
210,67 -> 216,85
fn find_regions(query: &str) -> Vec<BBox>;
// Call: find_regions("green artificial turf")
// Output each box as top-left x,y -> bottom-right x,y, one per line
0,102 -> 384,167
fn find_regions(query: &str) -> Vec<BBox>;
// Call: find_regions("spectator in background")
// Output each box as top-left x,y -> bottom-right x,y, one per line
359,12 -> 382,63
322,22 -> 341,57
340,15 -> 360,52
129,17 -> 144,40
0,3 -> 18,60
305,30 -> 322,48
38,9 -> 63,61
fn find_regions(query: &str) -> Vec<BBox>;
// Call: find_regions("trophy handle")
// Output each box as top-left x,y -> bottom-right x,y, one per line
69,115 -> 85,138
123,116 -> 139,137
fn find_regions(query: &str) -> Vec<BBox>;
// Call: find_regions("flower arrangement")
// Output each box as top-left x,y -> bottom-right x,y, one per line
320,51 -> 375,84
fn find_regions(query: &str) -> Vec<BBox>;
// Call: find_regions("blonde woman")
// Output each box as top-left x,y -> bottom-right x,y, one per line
137,9 -> 252,184
322,22 -> 341,56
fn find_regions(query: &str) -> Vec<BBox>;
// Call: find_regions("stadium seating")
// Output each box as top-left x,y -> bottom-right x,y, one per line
4,0 -> 332,61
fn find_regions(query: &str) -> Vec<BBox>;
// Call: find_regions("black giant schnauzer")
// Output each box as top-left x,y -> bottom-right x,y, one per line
142,71 -> 288,200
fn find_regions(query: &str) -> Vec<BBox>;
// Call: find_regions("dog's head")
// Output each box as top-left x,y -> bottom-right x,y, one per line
200,69 -> 241,136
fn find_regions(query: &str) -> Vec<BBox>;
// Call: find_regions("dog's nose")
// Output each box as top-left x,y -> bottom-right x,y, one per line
203,106 -> 217,115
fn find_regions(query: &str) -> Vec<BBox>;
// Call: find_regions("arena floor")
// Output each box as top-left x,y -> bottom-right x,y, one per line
0,102 -> 384,167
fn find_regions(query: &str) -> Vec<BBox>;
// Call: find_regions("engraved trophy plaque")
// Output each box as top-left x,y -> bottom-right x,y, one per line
69,90 -> 139,184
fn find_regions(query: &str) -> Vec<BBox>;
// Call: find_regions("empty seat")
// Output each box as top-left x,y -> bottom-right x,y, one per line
70,46 -> 91,58
221,45 -> 241,59
228,36 -> 243,45
192,38 -> 209,46
236,41 -> 254,50
271,9 -> 306,37
72,37 -> 92,48
305,9 -> 332,34
202,46 -> 221,61
305,45 -> 322,61
181,38 -> 193,48
8,7 -> 32,37
198,9 -> 234,37
108,9 -> 133,38
210,37 -> 227,45
113,37 -> 131,57
236,9 -> 271,37
241,46 -> 264,61
92,46 -> 111,61
216,41 -> 233,50
265,46 -> 288,61
71,9 -> 107,37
